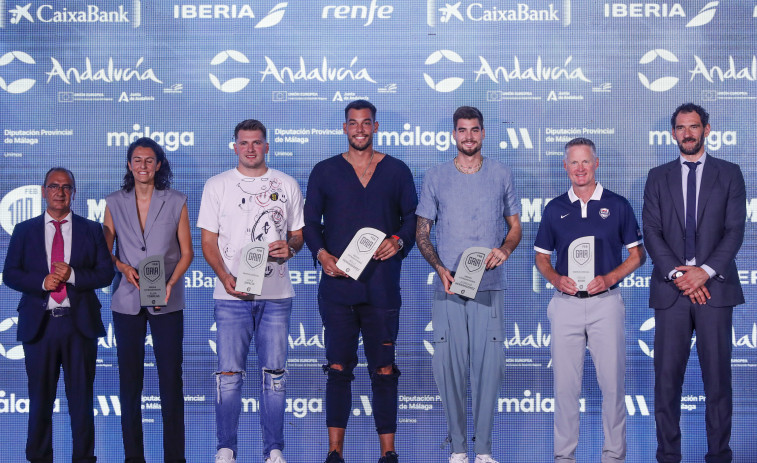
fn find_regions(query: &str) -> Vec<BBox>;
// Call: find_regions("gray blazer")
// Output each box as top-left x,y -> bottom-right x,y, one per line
106,188 -> 188,314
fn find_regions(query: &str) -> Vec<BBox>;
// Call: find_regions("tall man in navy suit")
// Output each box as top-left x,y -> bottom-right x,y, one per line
643,104 -> 746,463
3,167 -> 115,462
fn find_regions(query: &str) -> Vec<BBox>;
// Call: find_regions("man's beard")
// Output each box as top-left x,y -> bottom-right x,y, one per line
457,141 -> 481,157
677,134 -> 705,156
348,134 -> 373,151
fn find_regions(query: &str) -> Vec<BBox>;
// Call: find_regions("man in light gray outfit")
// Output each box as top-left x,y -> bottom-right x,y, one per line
416,106 -> 522,463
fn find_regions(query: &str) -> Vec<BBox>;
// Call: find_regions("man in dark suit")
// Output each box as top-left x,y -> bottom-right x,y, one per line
643,103 -> 746,463
3,167 -> 115,463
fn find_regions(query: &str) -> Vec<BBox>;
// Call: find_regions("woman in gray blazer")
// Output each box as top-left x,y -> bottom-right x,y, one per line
103,137 -> 193,463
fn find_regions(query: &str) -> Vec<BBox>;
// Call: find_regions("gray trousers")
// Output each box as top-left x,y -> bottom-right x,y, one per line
548,289 -> 626,463
432,290 -> 506,455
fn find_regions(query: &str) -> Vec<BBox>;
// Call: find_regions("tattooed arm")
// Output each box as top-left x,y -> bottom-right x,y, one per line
416,216 -> 454,294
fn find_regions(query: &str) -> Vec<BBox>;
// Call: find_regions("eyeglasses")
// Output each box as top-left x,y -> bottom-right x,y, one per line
45,184 -> 75,193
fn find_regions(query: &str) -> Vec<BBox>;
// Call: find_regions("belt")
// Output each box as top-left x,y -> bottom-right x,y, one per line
47,307 -> 70,317
561,290 -> 608,299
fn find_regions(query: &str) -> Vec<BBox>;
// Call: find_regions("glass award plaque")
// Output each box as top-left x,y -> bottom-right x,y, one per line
138,255 -> 166,308
449,246 -> 490,299
336,227 -> 386,280
235,242 -> 269,295
568,236 -> 595,291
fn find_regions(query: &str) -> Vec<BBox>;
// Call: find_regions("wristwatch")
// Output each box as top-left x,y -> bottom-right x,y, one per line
289,246 -> 297,258
392,235 -> 403,250
671,270 -> 684,280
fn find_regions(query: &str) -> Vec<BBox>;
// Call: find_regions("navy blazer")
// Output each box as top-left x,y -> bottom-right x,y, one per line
3,213 -> 115,342
643,155 -> 746,309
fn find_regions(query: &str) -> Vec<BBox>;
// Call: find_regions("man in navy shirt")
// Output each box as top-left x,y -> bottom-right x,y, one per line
303,100 -> 417,463
535,138 -> 645,463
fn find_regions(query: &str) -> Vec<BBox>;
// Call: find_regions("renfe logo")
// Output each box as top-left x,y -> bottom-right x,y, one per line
321,0 -> 394,26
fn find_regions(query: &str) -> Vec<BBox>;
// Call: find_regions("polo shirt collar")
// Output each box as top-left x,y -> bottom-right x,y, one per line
568,183 -> 603,218
568,182 -> 603,203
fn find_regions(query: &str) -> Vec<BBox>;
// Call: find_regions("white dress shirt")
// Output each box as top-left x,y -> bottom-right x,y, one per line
678,153 -> 715,278
43,211 -> 76,308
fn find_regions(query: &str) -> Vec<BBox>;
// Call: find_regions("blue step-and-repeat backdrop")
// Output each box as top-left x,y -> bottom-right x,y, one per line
1,1 -> 756,461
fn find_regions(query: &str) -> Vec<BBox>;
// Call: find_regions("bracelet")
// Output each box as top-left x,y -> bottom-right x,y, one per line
316,248 -> 326,260
289,245 -> 297,258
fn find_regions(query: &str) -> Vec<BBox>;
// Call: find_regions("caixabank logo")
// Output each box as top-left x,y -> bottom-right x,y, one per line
0,1 -> 141,28
427,0 -> 571,27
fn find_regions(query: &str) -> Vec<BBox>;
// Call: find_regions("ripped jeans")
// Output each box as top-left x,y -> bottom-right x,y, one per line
318,295 -> 401,434
214,298 -> 292,459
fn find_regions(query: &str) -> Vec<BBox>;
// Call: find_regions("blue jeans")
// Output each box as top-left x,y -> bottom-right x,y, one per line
214,298 -> 292,459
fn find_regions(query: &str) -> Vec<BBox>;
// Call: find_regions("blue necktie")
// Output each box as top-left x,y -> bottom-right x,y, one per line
684,161 -> 700,261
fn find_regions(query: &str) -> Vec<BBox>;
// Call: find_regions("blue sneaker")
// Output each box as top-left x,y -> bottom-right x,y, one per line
325,450 -> 345,463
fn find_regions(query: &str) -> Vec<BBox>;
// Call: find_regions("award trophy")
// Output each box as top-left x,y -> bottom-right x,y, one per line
568,236 -> 595,291
235,242 -> 269,295
138,255 -> 167,308
336,227 -> 386,280
449,247 -> 490,299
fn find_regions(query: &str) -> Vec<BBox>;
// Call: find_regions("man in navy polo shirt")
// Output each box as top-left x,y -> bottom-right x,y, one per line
534,137 -> 645,463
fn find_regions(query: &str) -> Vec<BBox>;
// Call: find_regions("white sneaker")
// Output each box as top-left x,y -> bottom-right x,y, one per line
449,453 -> 469,463
474,455 -> 498,463
215,448 -> 236,463
266,449 -> 287,463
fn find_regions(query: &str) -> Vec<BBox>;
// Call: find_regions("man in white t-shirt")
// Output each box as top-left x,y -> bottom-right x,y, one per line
198,119 -> 304,463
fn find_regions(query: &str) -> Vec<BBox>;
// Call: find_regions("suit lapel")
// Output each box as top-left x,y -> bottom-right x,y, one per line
142,189 -> 166,242
69,214 -> 84,266
697,156 -> 719,226
33,215 -> 50,271
664,160 -> 685,233
124,189 -> 144,244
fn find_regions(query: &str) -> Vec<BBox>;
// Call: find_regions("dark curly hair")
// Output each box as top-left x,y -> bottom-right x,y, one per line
121,137 -> 173,191
671,103 -> 709,128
